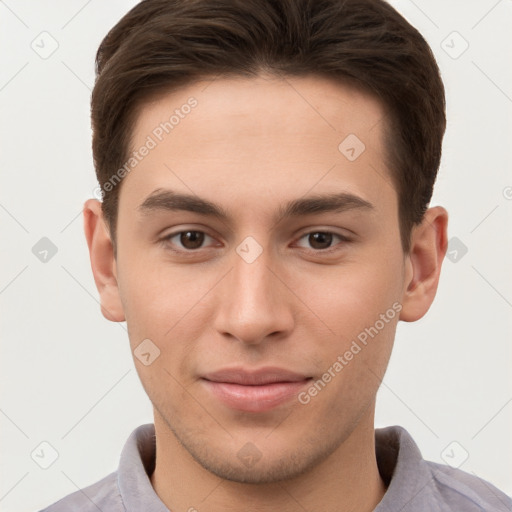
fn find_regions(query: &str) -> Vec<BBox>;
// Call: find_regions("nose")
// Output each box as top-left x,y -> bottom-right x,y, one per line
212,245 -> 295,346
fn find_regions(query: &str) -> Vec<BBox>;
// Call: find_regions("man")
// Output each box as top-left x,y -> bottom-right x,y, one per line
41,0 -> 512,510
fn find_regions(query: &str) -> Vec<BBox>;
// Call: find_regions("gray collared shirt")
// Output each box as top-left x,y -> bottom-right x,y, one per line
39,423 -> 512,511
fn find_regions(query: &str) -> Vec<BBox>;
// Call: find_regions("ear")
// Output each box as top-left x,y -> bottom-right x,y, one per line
399,206 -> 448,322
83,199 -> 125,322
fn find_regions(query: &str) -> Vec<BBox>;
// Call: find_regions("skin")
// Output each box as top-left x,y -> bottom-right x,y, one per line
84,75 -> 448,512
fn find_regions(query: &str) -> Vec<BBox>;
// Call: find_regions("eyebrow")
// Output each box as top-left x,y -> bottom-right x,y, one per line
138,188 -> 374,223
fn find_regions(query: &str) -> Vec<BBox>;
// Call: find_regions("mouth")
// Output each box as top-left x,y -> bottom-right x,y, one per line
201,367 -> 313,413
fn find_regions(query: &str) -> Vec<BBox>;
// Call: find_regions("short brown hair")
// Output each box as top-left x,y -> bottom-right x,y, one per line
91,0 -> 446,253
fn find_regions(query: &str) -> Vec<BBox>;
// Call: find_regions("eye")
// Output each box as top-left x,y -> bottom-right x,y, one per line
295,231 -> 350,251
160,229 -> 350,254
162,230 -> 217,251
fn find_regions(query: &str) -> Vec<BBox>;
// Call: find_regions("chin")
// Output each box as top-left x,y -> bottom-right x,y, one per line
188,447 -> 325,484
174,424 -> 344,485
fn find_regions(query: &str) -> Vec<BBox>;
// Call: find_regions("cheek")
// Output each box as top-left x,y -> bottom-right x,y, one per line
117,249 -> 190,326
296,264 -> 401,418
300,259 -> 402,336
290,250 -> 404,394
117,256 -> 216,373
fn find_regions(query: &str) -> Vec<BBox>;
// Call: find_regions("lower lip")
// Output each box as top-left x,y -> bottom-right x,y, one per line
201,379 -> 311,413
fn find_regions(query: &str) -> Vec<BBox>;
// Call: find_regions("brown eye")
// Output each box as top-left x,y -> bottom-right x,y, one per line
295,231 -> 350,251
179,231 -> 205,249
308,232 -> 333,250
163,230 -> 214,251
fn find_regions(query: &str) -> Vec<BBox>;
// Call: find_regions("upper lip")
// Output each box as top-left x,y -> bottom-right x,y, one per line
202,367 -> 311,386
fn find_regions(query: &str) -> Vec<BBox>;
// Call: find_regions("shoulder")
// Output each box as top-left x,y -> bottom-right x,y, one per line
375,425 -> 512,512
426,460 -> 512,512
38,471 -> 124,512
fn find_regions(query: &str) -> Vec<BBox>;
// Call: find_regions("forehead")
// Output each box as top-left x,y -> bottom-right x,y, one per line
121,74 -> 396,218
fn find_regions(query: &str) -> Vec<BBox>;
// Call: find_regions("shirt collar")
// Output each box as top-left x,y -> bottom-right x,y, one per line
373,425 -> 439,512
117,423 -> 169,511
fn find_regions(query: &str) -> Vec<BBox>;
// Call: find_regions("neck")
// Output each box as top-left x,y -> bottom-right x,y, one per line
150,405 -> 387,512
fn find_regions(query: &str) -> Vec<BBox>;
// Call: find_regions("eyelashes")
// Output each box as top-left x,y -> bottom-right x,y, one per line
294,231 -> 350,251
160,229 -> 351,254
162,230 -> 215,251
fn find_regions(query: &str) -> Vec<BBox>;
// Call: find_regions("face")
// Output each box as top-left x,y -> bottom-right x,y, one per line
112,75 -> 409,482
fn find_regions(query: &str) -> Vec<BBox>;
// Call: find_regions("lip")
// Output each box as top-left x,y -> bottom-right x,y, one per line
201,367 -> 312,412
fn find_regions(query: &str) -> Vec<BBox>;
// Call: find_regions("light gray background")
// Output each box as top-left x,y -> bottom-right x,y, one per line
1,1 -> 511,511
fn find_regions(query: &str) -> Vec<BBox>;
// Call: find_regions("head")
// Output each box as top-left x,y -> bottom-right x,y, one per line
85,0 -> 448,484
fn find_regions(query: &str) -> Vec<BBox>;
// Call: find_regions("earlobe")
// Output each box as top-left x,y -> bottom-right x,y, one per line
399,206 -> 448,322
83,199 -> 125,322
